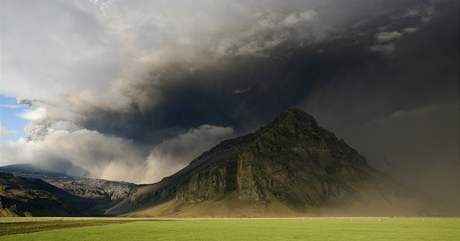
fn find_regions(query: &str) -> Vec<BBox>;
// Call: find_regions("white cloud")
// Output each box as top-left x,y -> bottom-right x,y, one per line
19,107 -> 47,121
0,0 -> 121,104
371,27 -> 416,54
0,128 -> 144,180
39,129 -> 139,172
143,125 -> 234,183
368,0 -> 447,56
0,104 -> 22,109
375,31 -> 403,43
0,124 -> 234,183
283,10 -> 319,26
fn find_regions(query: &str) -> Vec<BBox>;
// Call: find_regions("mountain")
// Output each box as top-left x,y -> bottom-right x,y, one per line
0,164 -> 72,179
0,164 -> 137,216
0,164 -> 136,202
109,109 -> 436,217
0,172 -> 92,217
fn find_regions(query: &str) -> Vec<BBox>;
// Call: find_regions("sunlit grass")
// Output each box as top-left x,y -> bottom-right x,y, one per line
1,217 -> 459,241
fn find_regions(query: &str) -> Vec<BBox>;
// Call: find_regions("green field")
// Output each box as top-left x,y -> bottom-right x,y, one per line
0,218 -> 459,241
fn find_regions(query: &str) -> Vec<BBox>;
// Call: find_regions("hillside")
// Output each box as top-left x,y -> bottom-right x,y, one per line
0,165 -> 137,216
0,164 -> 136,203
109,109 -> 435,217
0,172 -> 91,217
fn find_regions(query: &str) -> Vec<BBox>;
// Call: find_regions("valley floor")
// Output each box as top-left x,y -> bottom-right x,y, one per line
0,217 -> 459,241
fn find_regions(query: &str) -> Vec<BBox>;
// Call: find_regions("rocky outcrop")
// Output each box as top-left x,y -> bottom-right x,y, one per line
47,178 -> 136,201
177,160 -> 237,202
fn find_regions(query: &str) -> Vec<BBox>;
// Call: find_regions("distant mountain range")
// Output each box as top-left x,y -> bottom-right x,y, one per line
0,164 -> 136,216
0,109 -> 446,217
0,172 -> 91,216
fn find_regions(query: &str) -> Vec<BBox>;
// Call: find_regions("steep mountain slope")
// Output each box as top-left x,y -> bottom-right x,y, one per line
46,178 -> 136,202
0,164 -> 137,216
0,164 -> 136,202
109,109 -> 435,217
0,172 -> 92,217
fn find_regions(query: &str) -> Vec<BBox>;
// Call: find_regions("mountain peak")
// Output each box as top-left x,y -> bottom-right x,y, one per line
271,107 -> 318,127
254,108 -> 321,140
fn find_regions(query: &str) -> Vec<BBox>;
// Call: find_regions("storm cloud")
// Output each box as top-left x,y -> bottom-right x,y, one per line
0,0 -> 458,205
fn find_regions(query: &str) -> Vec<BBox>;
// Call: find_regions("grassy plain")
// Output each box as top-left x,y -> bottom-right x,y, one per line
0,217 -> 459,241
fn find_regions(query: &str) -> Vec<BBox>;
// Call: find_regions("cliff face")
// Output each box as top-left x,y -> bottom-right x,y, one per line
46,178 -> 136,201
109,108 -> 380,216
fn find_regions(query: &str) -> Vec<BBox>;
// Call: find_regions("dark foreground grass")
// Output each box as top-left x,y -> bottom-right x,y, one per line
0,219 -> 131,236
0,218 -> 459,241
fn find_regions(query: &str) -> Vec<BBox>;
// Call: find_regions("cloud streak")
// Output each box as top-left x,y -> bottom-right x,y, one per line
0,104 -> 23,109
0,124 -> 16,137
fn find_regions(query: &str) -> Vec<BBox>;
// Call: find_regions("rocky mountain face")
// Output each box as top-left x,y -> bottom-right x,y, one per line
0,165 -> 137,216
109,108 -> 426,217
0,172 -> 92,217
0,164 -> 136,202
46,178 -> 135,202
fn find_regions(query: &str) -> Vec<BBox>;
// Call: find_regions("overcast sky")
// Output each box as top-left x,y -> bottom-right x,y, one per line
0,0 -> 458,205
